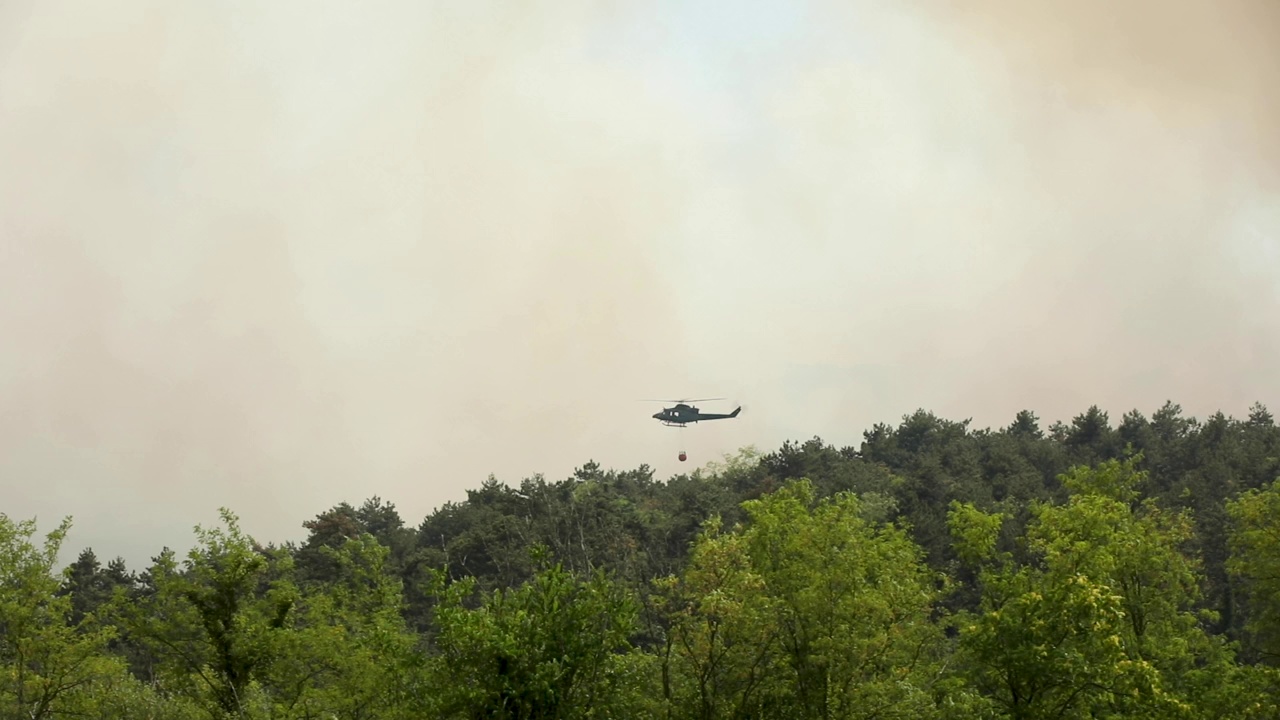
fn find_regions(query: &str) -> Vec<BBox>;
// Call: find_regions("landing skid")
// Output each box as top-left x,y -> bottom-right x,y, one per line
661,421 -> 688,427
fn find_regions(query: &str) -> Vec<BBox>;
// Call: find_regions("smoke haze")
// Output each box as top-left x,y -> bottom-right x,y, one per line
1,0 -> 1276,567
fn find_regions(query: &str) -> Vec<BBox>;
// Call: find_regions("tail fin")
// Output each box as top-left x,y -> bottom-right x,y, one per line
730,407 -> 741,417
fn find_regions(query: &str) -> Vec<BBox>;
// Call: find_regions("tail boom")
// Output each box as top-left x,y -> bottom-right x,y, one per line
696,407 -> 742,421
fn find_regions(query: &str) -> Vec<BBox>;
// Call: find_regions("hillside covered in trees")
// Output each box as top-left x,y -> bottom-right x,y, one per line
5,401 -> 1280,719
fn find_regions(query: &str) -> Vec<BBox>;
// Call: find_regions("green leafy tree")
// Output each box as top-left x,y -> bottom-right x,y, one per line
735,479 -> 948,719
950,457 -> 1248,719
0,514 -> 130,719
428,548 -> 656,719
116,509 -> 298,717
268,533 -> 427,719
1227,478 -> 1280,663
58,549 -> 134,627
653,516 -> 787,720
297,497 -> 418,588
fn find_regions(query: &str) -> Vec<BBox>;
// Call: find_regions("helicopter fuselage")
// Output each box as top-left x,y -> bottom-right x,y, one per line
651,403 -> 741,426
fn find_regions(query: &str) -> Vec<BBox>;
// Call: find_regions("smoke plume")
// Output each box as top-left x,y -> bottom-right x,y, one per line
1,0 -> 1276,566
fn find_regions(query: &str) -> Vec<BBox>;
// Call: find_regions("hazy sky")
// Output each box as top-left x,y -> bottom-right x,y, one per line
2,0 -> 1277,569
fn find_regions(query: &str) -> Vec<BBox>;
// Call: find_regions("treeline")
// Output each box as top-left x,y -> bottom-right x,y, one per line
4,401 -> 1280,718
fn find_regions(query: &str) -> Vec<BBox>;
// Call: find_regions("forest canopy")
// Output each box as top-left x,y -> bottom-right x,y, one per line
4,401 -> 1280,719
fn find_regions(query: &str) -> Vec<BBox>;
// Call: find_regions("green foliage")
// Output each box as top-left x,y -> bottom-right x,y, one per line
266,534 -> 427,719
947,501 -> 1004,566
5,400 -> 1279,719
427,549 -> 652,719
654,480 -> 949,719
653,515 -> 787,719
738,480 -> 949,719
1227,478 -> 1280,663
0,514 -> 132,720
116,508 -> 297,717
951,457 -> 1235,718
114,509 -> 427,719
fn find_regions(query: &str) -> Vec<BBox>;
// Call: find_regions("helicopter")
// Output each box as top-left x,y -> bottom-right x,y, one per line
645,398 -> 742,427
